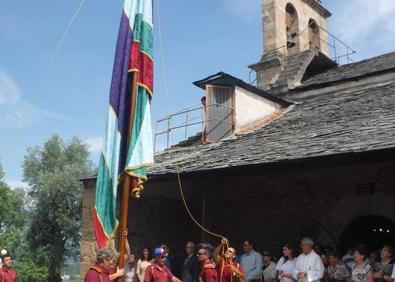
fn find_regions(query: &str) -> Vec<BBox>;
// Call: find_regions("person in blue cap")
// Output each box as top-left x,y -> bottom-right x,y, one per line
144,247 -> 181,282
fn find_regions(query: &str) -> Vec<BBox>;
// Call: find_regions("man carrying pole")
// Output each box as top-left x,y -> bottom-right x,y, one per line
93,0 -> 154,281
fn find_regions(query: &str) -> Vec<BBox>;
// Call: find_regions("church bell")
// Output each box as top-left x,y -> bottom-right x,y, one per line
286,27 -> 296,48
287,34 -> 296,48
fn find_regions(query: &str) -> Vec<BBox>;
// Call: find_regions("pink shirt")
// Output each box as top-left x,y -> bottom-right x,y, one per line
0,267 -> 17,282
84,263 -> 111,282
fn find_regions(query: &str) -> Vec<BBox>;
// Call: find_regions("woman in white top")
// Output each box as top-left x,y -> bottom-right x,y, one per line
136,247 -> 152,282
277,244 -> 297,282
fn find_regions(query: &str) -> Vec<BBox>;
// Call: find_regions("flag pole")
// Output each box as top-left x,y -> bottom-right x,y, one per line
117,71 -> 138,282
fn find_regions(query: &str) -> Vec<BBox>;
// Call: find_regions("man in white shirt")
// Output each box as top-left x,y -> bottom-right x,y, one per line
292,238 -> 324,282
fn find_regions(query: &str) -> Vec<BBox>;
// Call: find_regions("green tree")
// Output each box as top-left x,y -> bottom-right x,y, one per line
10,231 -> 50,282
0,163 -> 49,282
23,135 -> 94,282
0,163 -> 26,258
0,166 -> 25,237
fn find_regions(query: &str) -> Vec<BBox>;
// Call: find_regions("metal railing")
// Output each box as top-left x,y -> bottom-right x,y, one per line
154,102 -> 234,152
317,25 -> 356,64
249,24 -> 356,84
259,24 -> 355,64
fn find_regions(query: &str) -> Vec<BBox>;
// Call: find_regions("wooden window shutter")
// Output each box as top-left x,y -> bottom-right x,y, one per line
204,85 -> 234,143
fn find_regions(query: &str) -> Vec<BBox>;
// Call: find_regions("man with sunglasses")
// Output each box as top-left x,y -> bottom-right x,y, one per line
240,239 -> 263,282
144,247 -> 181,282
197,247 -> 217,282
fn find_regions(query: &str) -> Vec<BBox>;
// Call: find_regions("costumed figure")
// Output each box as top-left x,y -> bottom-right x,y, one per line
214,238 -> 246,282
85,247 -> 124,282
143,247 -> 181,282
197,246 -> 217,282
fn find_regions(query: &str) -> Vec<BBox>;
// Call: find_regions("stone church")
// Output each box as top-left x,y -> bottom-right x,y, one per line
80,0 -> 395,277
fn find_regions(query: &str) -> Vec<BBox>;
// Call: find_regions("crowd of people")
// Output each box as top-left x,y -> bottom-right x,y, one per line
1,237 -> 393,282
84,238 -> 395,282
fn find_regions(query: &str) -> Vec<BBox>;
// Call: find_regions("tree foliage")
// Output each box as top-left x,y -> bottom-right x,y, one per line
23,134 -> 94,282
0,166 -> 25,235
0,164 -> 49,282
0,163 -> 25,256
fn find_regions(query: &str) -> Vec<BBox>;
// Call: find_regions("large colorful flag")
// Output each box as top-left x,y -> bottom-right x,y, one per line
93,0 -> 154,249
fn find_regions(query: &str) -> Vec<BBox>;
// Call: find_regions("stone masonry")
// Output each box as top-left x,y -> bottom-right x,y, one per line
252,0 -> 331,91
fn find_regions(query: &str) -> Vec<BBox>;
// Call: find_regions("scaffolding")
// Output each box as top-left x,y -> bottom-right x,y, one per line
154,103 -> 234,152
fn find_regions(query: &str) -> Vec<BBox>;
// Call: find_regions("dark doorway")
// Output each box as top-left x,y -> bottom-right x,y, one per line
339,215 -> 395,254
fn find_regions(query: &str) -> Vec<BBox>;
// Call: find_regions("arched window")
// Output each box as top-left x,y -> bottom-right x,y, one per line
308,19 -> 320,51
285,3 -> 299,53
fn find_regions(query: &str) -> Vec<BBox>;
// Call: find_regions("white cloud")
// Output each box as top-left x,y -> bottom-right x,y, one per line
85,137 -> 103,154
226,0 -> 261,23
330,0 -> 395,58
6,180 -> 30,190
0,70 -> 69,128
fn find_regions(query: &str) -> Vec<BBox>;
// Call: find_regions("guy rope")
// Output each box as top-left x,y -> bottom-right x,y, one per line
156,0 -> 229,248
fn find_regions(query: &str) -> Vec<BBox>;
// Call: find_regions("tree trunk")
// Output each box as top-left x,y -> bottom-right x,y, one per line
48,229 -> 64,282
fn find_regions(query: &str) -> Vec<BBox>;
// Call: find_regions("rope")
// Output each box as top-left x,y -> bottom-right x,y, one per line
176,166 -> 226,239
37,0 -> 86,100
155,0 -> 227,241
4,0 -> 87,168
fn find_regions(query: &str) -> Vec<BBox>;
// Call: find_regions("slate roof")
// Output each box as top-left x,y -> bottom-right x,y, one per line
299,51 -> 395,89
273,49 -> 337,90
150,80 -> 395,175
193,72 -> 291,106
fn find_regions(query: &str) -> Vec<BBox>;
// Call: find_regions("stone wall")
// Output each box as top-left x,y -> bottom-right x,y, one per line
197,157 -> 395,254
126,187 -> 203,264
79,178 -> 99,281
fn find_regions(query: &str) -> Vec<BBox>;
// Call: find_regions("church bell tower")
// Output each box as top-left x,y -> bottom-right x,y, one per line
250,0 -> 331,91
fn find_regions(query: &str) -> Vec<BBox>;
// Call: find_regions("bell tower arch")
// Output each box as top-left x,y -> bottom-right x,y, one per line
262,0 -> 331,57
251,0 -> 331,91
286,3 -> 300,55
308,18 -> 321,51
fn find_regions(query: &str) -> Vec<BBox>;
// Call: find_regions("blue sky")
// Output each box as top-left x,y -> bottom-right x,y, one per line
1,0 -> 395,188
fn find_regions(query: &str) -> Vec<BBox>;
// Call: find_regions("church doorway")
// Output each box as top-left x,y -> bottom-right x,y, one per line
338,215 -> 395,254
